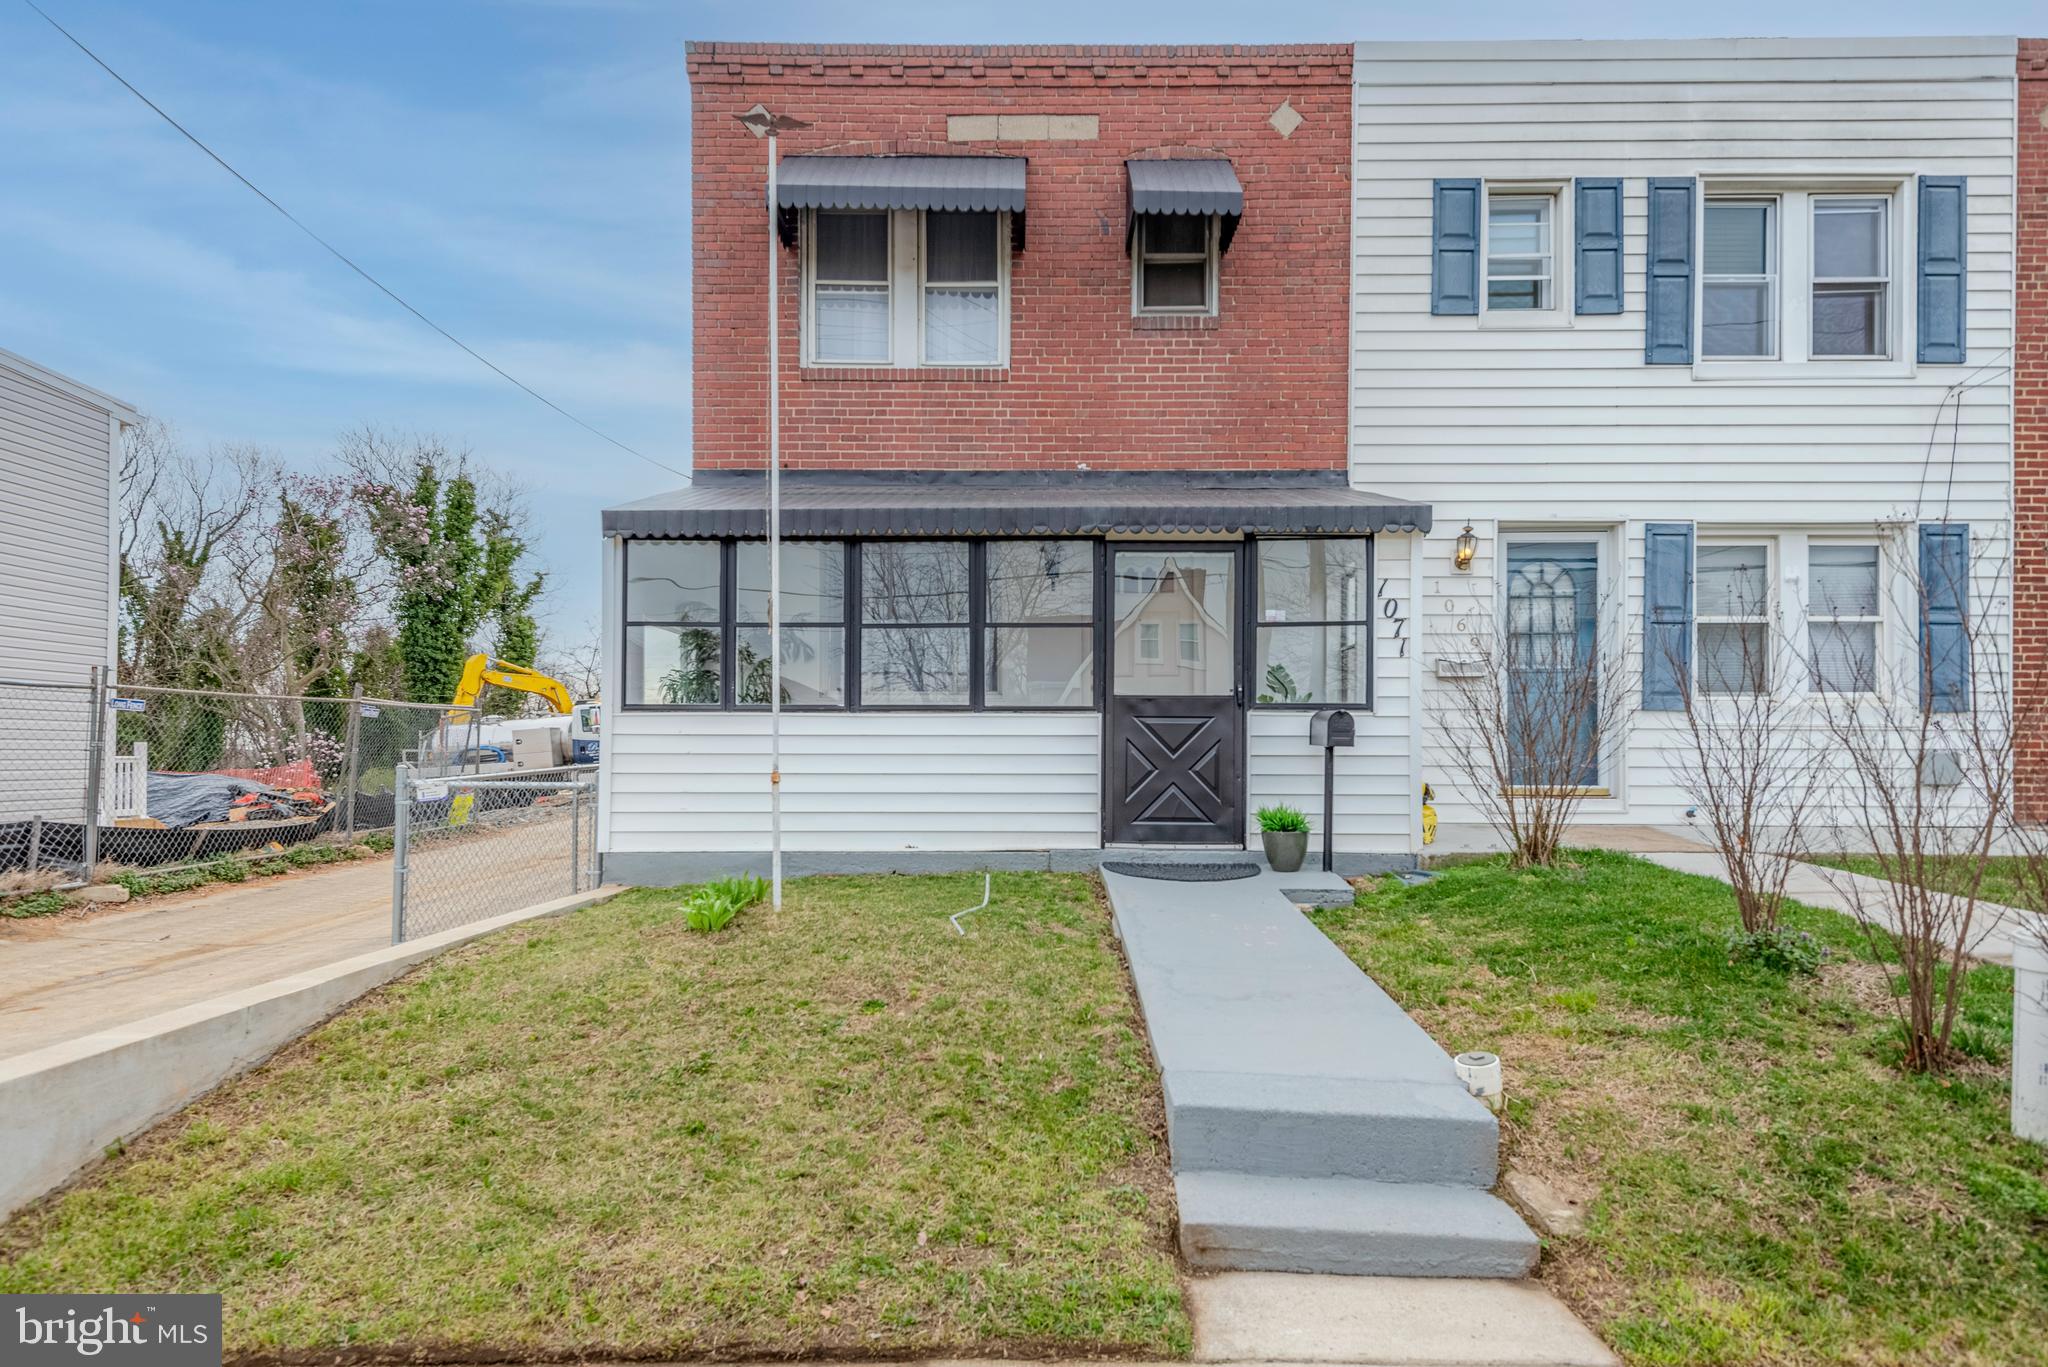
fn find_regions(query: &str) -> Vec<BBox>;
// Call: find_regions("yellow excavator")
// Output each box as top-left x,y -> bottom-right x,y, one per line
446,654 -> 602,764
448,654 -> 575,723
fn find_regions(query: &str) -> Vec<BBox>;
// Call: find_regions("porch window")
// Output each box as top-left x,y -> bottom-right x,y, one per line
735,541 -> 848,707
1696,543 -> 1771,695
1809,543 -> 1882,693
1254,538 -> 1372,706
623,540 -> 723,707
984,539 -> 1095,707
859,541 -> 971,706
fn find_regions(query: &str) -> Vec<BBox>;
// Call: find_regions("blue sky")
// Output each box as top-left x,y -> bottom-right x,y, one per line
1,2 -> 2036,650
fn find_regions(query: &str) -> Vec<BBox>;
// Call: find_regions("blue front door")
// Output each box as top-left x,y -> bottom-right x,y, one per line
1504,541 -> 1600,788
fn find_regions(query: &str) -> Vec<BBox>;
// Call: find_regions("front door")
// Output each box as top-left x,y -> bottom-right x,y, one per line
1503,540 -> 1601,788
1106,547 -> 1242,844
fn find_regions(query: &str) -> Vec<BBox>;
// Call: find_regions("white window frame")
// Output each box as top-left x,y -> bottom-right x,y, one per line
1178,620 -> 1201,664
803,208 -> 1010,370
1137,621 -> 1163,662
1694,539 -> 1774,696
1478,183 -> 1572,330
805,208 -> 894,367
1131,213 -> 1219,317
1691,176 -> 1913,381
1805,539 -> 1885,698
1483,190 -> 1556,313
1700,197 -> 1780,361
918,210 -> 1011,367
1809,195 -> 1892,361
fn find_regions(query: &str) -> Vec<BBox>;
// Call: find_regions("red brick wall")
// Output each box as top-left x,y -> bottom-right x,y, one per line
2019,41 -> 2048,815
687,43 -> 1353,472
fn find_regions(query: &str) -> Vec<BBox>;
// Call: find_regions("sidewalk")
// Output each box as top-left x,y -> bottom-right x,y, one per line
1635,850 -> 2044,965
0,855 -> 396,1060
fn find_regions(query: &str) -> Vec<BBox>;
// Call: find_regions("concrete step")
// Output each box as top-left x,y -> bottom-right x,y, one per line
1167,1069 -> 1500,1187
1178,1171 -> 1540,1279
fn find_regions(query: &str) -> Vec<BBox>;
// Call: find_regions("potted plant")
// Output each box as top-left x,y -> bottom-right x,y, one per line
1257,804 -> 1310,873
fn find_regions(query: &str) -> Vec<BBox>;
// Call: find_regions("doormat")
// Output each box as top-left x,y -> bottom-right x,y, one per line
1101,860 -> 1261,882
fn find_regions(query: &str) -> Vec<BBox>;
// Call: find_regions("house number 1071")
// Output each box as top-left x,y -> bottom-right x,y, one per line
1377,579 -> 1409,659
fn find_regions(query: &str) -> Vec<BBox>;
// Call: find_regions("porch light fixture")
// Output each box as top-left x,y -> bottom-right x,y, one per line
1454,524 -> 1478,572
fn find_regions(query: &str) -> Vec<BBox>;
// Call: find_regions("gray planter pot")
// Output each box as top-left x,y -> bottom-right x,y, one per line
1262,829 -> 1309,873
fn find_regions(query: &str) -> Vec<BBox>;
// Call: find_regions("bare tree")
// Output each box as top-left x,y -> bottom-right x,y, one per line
1428,583 -> 1638,868
1808,524 -> 2017,1073
1666,563 -> 1827,935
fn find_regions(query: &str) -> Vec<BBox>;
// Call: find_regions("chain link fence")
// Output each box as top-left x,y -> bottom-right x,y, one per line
1,670 -> 583,888
391,764 -> 599,942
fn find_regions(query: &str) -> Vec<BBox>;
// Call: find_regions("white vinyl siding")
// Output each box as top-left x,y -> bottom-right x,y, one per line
1357,38 -> 2015,830
0,352 -> 130,822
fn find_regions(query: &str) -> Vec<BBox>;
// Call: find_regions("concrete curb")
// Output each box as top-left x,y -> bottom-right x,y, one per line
0,884 -> 626,1222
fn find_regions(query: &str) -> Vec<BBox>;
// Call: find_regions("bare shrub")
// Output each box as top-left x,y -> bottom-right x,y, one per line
1429,590 -> 1637,869
1665,557 -> 1825,935
1808,524 -> 2015,1072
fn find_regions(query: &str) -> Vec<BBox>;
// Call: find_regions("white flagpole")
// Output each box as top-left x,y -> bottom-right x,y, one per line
767,131 -> 784,910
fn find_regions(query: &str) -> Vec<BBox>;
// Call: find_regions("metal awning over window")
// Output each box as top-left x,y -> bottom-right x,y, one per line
1126,158 -> 1244,253
604,471 -> 1430,540
776,155 -> 1028,248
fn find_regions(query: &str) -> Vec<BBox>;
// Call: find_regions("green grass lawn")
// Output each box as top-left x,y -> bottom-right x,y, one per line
1316,852 -> 2047,1367
0,873 -> 1188,1362
1802,853 -> 2039,913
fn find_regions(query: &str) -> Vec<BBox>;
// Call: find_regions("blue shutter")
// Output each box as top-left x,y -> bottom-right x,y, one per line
1431,179 -> 1481,316
1574,177 -> 1624,315
1919,522 -> 1970,713
1642,522 -> 1694,710
1917,176 -> 1967,364
1644,178 -> 1696,364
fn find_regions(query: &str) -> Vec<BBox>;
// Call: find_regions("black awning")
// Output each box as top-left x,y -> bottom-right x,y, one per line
1127,158 -> 1244,252
603,472 -> 1430,540
776,155 -> 1027,247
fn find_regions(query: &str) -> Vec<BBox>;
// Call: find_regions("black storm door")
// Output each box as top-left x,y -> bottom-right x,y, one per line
1106,546 -> 1242,844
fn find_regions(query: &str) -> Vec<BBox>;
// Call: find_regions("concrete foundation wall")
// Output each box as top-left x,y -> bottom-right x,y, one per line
603,849 -> 1417,884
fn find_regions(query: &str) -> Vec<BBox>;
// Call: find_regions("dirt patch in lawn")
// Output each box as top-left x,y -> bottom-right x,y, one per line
0,873 -> 1189,1364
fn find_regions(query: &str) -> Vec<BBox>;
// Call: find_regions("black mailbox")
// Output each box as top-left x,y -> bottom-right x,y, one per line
1309,710 -> 1354,873
1309,708 -> 1355,749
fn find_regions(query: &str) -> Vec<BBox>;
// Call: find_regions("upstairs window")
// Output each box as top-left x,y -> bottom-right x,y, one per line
1485,192 -> 1555,311
811,211 -> 891,364
1703,200 -> 1778,358
1811,197 -> 1890,358
805,209 -> 1009,368
1133,213 -> 1217,315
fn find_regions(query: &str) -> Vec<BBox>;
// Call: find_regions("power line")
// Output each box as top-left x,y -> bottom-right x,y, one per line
24,0 -> 690,483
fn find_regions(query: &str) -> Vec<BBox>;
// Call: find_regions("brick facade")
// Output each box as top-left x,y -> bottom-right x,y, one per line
2019,41 -> 2048,814
687,43 -> 1353,472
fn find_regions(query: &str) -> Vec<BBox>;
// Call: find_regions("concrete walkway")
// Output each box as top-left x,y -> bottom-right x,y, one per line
1101,859 -> 1536,1278
0,856 -> 396,1060
1636,850 -> 2045,965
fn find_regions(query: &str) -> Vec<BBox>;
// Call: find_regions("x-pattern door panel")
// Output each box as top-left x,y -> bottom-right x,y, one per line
1112,700 -> 1240,843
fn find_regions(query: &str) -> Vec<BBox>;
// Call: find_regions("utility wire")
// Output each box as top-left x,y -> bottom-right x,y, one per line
24,0 -> 690,482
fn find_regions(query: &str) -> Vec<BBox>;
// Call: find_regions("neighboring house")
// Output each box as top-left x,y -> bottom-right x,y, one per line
601,43 -> 1401,878
601,36 -> 2025,876
1360,37 -> 2019,836
0,348 -> 137,823
2016,40 -> 2047,817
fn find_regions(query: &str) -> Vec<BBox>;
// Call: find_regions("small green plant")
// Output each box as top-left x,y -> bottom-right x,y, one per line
3,890 -> 68,919
1727,926 -> 1825,976
1255,804 -> 1309,834
683,874 -> 771,933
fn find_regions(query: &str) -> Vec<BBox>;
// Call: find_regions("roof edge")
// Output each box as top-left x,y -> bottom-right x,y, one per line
0,348 -> 139,423
686,42 -> 1353,58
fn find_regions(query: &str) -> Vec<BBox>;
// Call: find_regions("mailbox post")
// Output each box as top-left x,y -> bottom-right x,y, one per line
1308,708 -> 1355,873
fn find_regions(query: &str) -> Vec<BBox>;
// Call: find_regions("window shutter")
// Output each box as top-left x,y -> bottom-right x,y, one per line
1917,176 -> 1967,365
1431,179 -> 1480,316
1919,522 -> 1970,713
1574,178 -> 1624,315
1643,178 -> 1695,364
1642,522 -> 1694,710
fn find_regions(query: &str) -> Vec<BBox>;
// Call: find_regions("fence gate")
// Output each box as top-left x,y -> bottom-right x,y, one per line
391,763 -> 599,942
